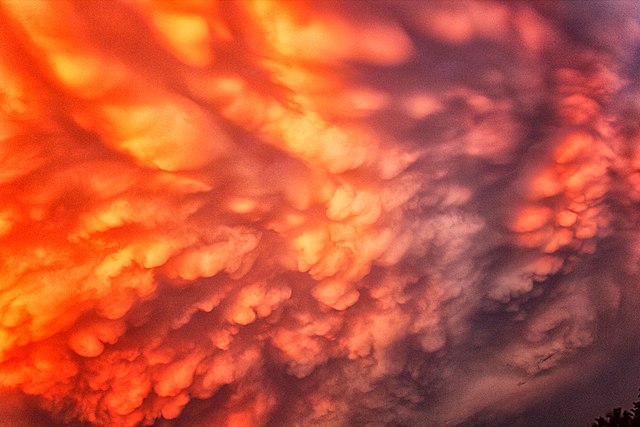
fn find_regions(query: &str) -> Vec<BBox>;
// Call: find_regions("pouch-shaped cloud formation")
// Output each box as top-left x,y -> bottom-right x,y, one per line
1,1 -> 640,426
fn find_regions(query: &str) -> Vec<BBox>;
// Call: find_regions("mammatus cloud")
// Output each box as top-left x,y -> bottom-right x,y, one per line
1,0 -> 640,426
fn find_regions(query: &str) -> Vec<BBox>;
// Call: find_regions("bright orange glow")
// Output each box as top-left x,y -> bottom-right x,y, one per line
0,0 -> 411,421
511,205 -> 553,233
556,210 -> 578,227
151,12 -> 212,67
530,168 -> 563,199
553,131 -> 592,164
0,1 -> 635,426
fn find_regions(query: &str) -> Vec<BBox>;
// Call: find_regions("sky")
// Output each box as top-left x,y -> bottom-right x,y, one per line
1,0 -> 640,426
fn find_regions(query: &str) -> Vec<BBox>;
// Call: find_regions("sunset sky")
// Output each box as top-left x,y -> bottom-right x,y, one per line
1,1 -> 640,426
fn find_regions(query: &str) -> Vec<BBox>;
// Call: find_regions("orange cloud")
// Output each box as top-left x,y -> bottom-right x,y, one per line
0,1 -> 638,426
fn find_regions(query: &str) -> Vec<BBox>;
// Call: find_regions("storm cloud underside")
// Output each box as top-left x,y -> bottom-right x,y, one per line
1,1 -> 640,426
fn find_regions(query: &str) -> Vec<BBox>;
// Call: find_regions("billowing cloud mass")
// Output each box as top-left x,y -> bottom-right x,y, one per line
1,1 -> 640,426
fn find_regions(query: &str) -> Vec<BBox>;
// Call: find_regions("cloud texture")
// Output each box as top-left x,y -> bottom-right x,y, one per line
1,0 -> 640,425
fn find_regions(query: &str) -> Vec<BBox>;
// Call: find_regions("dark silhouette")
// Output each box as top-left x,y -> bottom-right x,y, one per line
593,389 -> 640,426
